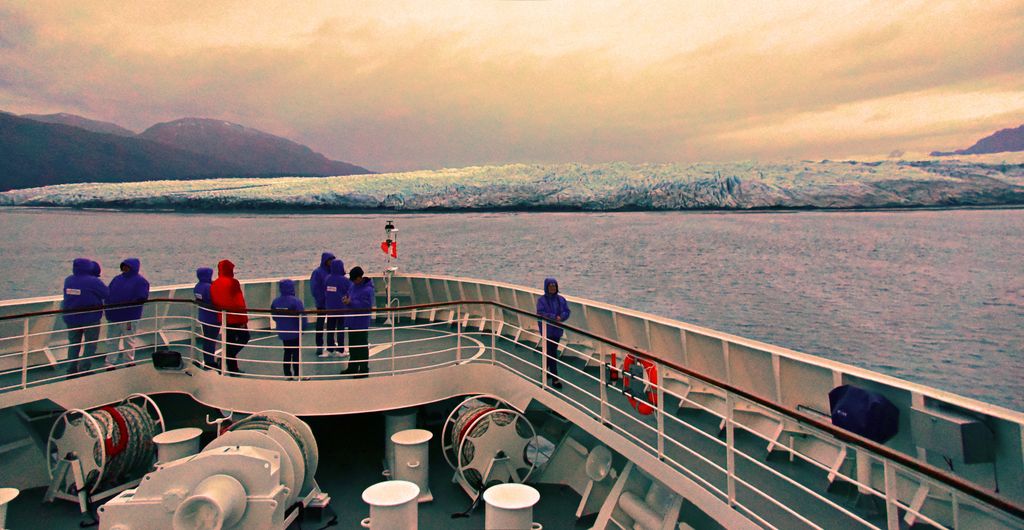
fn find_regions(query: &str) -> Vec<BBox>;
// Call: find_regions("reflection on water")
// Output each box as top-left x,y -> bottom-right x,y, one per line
1,207 -> 1021,410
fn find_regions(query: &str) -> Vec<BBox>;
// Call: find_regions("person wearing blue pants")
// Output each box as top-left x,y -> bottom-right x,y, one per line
309,252 -> 335,357
341,267 -> 374,378
62,258 -> 109,377
536,278 -> 570,389
105,258 -> 150,369
324,259 -> 351,357
193,267 -> 219,368
272,279 -> 306,379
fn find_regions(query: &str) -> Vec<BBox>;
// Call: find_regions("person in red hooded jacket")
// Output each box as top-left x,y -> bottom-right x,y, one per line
210,259 -> 250,375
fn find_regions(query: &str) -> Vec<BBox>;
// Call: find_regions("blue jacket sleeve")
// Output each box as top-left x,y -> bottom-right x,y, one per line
296,299 -> 307,329
310,271 -> 325,307
138,278 -> 150,302
355,287 -> 374,309
94,278 -> 110,301
536,297 -> 552,319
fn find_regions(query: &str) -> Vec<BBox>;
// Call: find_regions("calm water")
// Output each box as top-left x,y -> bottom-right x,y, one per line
1,207 -> 1021,411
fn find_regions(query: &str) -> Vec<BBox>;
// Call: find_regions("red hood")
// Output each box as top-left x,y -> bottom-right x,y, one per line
218,259 -> 235,278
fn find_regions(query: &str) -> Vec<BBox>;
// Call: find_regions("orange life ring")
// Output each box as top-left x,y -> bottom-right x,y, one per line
621,355 -> 658,415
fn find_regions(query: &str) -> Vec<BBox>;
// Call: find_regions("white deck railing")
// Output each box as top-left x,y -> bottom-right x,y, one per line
0,275 -> 1022,529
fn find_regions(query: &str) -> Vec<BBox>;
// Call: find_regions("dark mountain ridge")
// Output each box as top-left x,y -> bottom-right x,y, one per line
2,112 -> 371,190
139,118 -> 369,176
20,112 -> 137,137
932,124 -> 1024,156
0,113 -> 250,190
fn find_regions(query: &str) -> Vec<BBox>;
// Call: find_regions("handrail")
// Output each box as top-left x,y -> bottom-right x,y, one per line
2,297 -> 1022,520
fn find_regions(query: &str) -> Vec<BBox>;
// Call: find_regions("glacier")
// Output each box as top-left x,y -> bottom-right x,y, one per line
2,154 -> 1023,211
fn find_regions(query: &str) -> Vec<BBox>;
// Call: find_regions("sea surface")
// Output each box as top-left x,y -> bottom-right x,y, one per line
1,207 -> 1021,411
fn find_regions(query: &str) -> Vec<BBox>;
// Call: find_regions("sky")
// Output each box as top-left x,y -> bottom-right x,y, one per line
1,0 -> 1023,172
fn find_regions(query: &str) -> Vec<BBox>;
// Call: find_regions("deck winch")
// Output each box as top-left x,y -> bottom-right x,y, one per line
98,410 -> 323,530
442,395 -> 539,498
45,394 -> 165,512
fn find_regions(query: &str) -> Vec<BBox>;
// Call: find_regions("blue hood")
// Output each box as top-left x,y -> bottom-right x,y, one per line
63,258 -> 109,326
120,258 -> 141,276
279,279 -> 296,296
196,267 -> 213,283
321,252 -> 336,270
105,258 -> 149,322
329,259 -> 346,275
194,267 -> 216,325
90,261 -> 101,277
537,277 -> 570,340
72,258 -> 93,276
346,278 -> 376,329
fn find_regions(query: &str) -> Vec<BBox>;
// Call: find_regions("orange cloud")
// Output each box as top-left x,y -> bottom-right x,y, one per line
1,1 -> 1023,171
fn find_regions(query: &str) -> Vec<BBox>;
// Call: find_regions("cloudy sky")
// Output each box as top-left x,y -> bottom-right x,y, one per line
2,0 -> 1022,172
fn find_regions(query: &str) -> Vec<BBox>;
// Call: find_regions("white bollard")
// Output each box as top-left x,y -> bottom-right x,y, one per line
153,427 -> 203,465
391,429 -> 433,502
483,483 -> 542,530
361,480 -> 419,530
0,488 -> 19,530
383,409 -> 417,476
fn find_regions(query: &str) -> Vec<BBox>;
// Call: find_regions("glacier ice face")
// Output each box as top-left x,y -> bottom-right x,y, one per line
1,155 -> 1022,211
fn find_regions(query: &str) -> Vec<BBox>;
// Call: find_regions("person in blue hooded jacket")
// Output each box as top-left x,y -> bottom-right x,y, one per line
323,259 -> 352,358
62,258 -> 110,376
536,278 -> 570,388
193,267 -> 219,368
90,260 -> 102,278
104,258 -> 150,369
272,279 -> 306,378
341,266 -> 374,378
309,252 -> 335,357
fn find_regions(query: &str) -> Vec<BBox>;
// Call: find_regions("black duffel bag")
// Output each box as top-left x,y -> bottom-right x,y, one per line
828,384 -> 900,444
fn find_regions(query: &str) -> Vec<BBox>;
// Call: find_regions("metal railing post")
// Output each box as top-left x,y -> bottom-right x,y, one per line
541,322 -> 548,389
297,313 -> 303,380
456,305 -> 463,363
390,307 -> 396,376
725,392 -> 736,507
21,317 -> 29,389
598,350 -> 608,423
490,305 -> 496,365
219,310 -> 227,376
656,365 -> 665,461
883,460 -> 900,530
188,303 -> 196,364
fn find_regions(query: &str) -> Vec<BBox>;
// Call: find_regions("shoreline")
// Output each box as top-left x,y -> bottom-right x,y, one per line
2,203 -> 1023,216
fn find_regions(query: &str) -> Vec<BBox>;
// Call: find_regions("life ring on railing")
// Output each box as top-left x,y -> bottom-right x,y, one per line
621,355 -> 658,415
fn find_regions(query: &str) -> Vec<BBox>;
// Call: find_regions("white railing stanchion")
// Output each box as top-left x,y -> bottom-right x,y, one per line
656,364 -> 665,461
219,310 -> 227,376
21,317 -> 29,389
189,303 -> 196,364
456,305 -> 462,363
297,313 -> 303,380
391,307 -> 397,376
952,490 -> 961,529
726,392 -> 736,507
490,305 -> 496,365
541,322 -> 548,389
599,349 -> 608,423
883,459 -> 900,530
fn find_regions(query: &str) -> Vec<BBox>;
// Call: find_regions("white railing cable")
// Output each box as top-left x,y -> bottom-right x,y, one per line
0,295 -> 1021,528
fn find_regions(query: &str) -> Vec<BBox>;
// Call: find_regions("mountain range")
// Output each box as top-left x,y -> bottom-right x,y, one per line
931,124 -> 1024,156
0,112 -> 370,191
